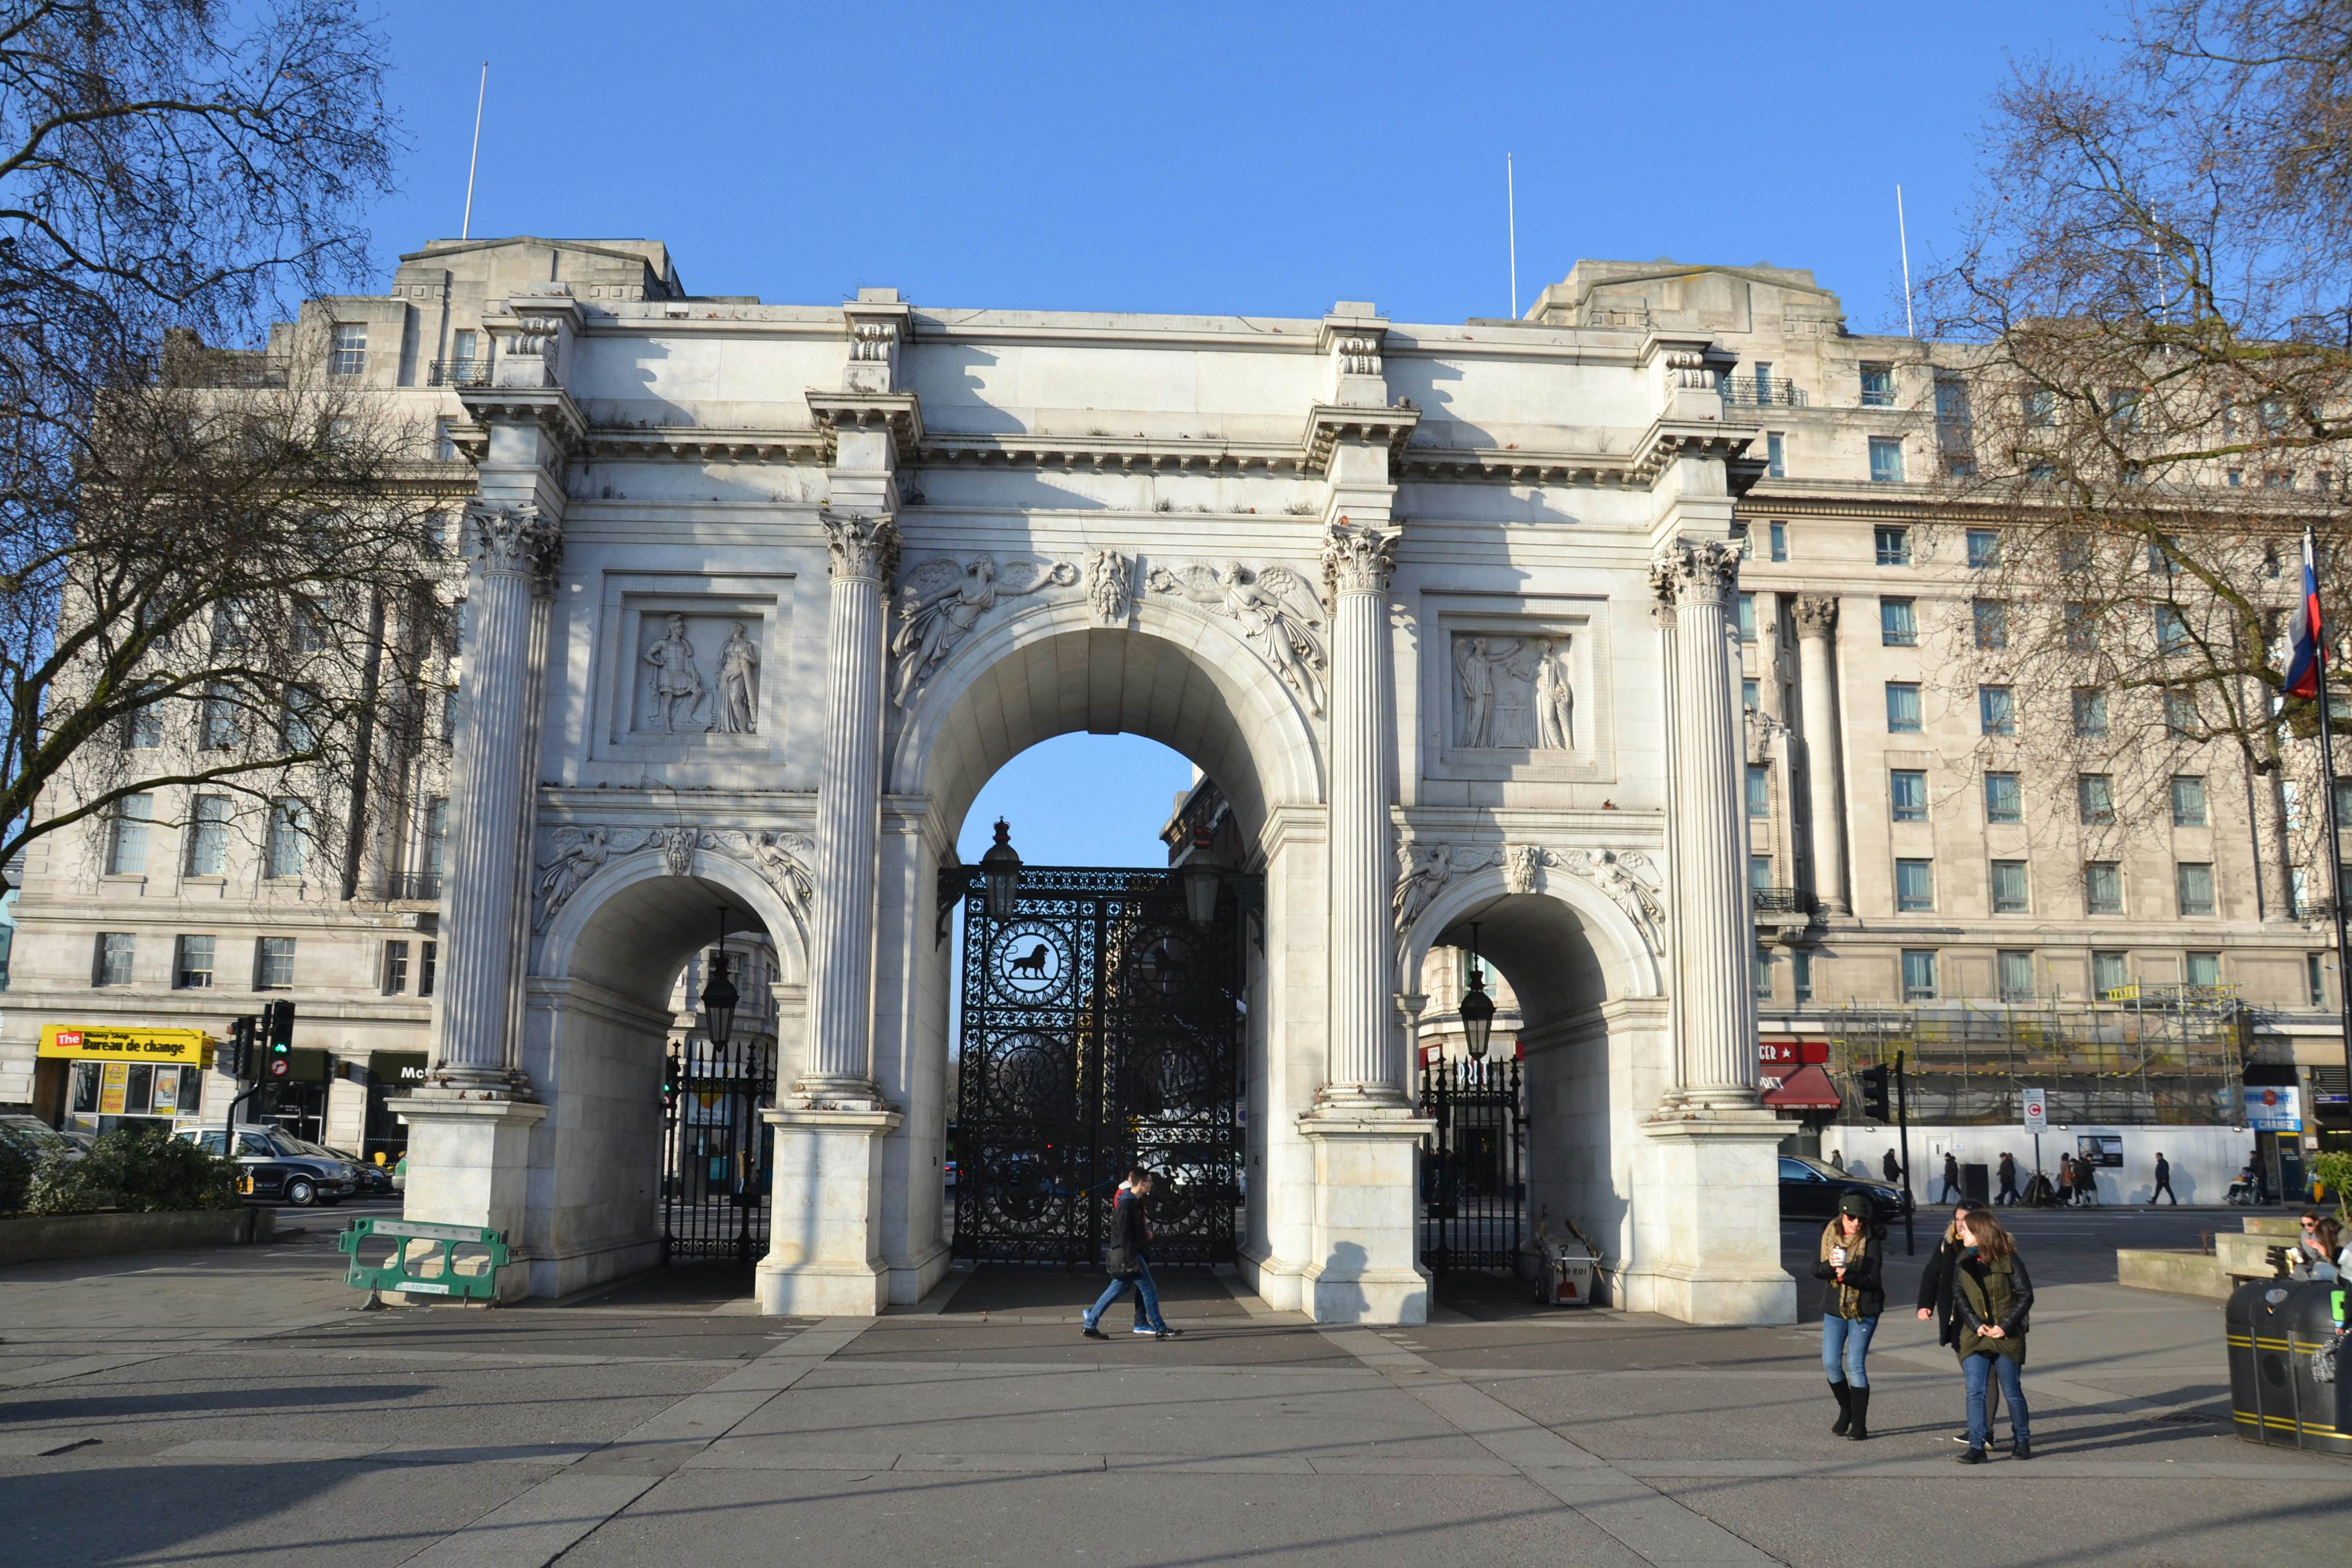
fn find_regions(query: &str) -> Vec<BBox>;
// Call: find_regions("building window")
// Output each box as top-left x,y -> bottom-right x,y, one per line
2287,780 -> 2306,834
1793,950 -> 1814,1002
1984,772 -> 2022,823
1998,950 -> 2035,1001
1880,598 -> 1917,646
1901,949 -> 1938,1000
1886,682 -> 1922,732
2172,775 -> 2209,827
1972,600 -> 2008,650
2092,949 -> 2130,998
1966,529 -> 2000,569
1869,436 -> 1906,483
2110,386 -> 2142,430
1766,432 -> 1786,477
383,940 -> 410,995
255,936 -> 296,990
264,799 -> 310,879
2176,862 -> 2216,917
1750,855 -> 1774,893
201,680 -> 241,749
1890,769 -> 1928,822
432,417 -> 457,461
1737,592 -> 1757,642
107,793 -> 154,875
2085,862 -> 2124,915
1991,860 -> 2030,914
1768,521 -> 1787,560
2310,952 -> 2329,1007
175,935 -> 215,989
2155,604 -> 2190,653
1860,361 -> 1896,407
1979,685 -> 2016,736
280,686 -> 320,753
330,322 -> 367,377
2186,951 -> 2221,989
1874,525 -> 1911,566
419,939 -> 438,998
1747,764 -> 1770,817
2023,387 -> 2056,426
1896,858 -> 1936,912
122,705 -> 163,749
185,795 -> 231,876
2332,777 -> 2352,829
94,932 -> 134,987
420,796 -> 449,889
1742,677 -> 1760,711
2072,688 -> 2108,738
1754,949 -> 1774,1000
2079,774 -> 2116,825
2164,688 -> 2200,737
2294,865 -> 2313,918
2063,603 -> 2099,651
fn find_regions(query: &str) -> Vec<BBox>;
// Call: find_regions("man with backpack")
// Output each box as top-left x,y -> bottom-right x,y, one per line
1082,1167 -> 1182,1340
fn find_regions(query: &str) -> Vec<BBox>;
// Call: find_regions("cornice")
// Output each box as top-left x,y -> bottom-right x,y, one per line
1302,403 -> 1420,475
577,426 -> 829,464
805,389 -> 923,464
455,385 -> 589,455
1629,418 -> 1760,484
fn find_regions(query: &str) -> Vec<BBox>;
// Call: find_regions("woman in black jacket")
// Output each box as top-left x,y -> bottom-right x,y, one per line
1813,1191 -> 1885,1439
1952,1207 -> 2035,1462
1917,1200 -> 1999,1442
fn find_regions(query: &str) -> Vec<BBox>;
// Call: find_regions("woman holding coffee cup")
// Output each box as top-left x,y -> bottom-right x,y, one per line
1814,1190 -> 1885,1439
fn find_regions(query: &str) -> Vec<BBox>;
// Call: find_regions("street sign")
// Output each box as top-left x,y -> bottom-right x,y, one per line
2245,1085 -> 2302,1132
2022,1087 -> 2048,1135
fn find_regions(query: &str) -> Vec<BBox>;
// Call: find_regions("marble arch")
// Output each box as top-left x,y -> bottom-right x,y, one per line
399,255 -> 1797,1328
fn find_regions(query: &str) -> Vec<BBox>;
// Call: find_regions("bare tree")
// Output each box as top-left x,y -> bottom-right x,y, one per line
1922,0 -> 2352,907
0,2 -> 421,893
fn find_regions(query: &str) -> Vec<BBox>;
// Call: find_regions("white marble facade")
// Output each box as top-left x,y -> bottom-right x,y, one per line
375,237 -> 1791,1325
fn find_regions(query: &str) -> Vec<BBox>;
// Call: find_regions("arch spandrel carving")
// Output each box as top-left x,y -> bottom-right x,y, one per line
1395,848 -> 1664,1005
530,832 -> 814,997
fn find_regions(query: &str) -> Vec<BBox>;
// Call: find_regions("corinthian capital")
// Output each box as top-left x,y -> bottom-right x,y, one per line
1791,594 -> 1840,638
465,501 -> 562,581
1321,517 -> 1399,598
1649,536 -> 1740,608
820,510 -> 901,582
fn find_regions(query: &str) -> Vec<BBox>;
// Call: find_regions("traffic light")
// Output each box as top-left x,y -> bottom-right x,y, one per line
227,1015 -> 257,1080
1857,1063 -> 1892,1121
261,999 -> 296,1080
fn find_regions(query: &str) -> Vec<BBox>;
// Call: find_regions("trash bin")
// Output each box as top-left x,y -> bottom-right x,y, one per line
1532,1233 -> 1597,1307
2226,1277 -> 2351,1455
1962,1163 -> 1991,1206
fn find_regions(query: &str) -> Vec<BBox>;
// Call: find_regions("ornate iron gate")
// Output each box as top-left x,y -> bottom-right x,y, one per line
661,1036 -> 774,1265
950,866 -> 1245,1267
1418,1057 -> 1526,1272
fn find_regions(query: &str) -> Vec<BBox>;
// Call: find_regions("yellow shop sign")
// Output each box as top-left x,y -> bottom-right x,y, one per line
38,1024 -> 213,1066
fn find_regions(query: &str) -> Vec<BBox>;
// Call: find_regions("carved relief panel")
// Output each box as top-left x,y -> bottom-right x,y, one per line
1420,598 -> 1613,782
587,573 -> 791,761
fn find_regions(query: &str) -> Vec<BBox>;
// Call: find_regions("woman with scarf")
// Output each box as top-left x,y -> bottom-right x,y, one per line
1813,1190 -> 1884,1440
1952,1208 -> 2035,1463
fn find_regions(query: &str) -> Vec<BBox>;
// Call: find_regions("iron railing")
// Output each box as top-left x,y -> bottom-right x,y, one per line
1721,376 -> 1808,409
378,872 -> 443,902
1752,887 -> 1811,915
426,357 -> 493,388
1418,1056 -> 1526,1272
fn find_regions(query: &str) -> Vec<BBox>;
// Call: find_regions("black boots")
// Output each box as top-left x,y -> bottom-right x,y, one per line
1829,1380 -> 1853,1436
1846,1386 -> 1872,1440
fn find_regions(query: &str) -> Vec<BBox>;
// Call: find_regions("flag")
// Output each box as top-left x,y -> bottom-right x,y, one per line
2285,530 -> 2324,700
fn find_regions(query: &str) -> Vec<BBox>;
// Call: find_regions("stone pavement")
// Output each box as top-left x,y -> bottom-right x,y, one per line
0,1210 -> 2346,1567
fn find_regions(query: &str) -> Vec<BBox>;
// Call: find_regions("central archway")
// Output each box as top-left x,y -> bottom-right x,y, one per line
871,595 -> 1328,1306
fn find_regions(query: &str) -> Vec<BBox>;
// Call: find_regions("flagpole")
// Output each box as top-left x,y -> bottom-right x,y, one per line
2309,522 -> 2352,1171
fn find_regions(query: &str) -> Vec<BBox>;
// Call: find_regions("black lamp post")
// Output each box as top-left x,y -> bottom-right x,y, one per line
1459,922 -> 1496,1062
980,818 -> 1023,920
700,908 -> 739,1051
1178,824 -> 1223,930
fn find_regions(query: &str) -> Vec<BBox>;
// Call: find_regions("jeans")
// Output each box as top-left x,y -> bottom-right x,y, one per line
1996,1178 -> 2017,1206
1822,1312 -> 1878,1387
1085,1260 -> 1168,1332
1963,1351 -> 2029,1448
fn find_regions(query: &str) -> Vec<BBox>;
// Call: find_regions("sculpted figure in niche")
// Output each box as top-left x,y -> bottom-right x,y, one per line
645,614 -> 705,732
1535,637 -> 1574,750
1455,633 -> 1575,750
715,621 -> 760,734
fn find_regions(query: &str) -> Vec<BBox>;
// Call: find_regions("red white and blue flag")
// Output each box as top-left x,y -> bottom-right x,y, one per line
2285,529 -> 2325,700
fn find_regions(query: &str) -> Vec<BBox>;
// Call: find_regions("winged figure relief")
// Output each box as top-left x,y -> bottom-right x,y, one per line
533,825 -> 614,929
1145,561 -> 1329,716
891,554 -> 1077,707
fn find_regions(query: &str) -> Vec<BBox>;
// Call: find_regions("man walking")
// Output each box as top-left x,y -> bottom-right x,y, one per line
1882,1148 -> 1901,1186
1940,1151 -> 1963,1206
1996,1152 -> 2019,1207
1082,1168 -> 1182,1340
2151,1151 -> 2177,1205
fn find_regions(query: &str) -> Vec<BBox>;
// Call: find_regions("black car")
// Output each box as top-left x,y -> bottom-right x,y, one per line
1778,1155 -> 1909,1221
176,1125 -> 362,1206
337,1154 -> 396,1196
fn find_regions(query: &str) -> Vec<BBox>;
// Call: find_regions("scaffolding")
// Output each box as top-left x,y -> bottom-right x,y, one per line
1822,985 -> 2250,1125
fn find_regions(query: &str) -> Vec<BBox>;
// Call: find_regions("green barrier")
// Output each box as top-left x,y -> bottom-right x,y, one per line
337,1216 -> 511,1302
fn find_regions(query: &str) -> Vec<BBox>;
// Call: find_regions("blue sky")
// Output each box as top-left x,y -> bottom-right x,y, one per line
359,1 -> 2125,865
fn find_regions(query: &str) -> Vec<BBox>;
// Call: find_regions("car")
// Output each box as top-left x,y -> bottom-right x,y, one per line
391,1155 -> 406,1192
173,1125 -> 363,1206
0,1113 -> 85,1165
337,1155 -> 396,1197
1778,1155 -> 1909,1222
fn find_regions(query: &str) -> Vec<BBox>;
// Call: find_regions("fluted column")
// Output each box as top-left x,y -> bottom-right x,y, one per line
1791,596 -> 1849,917
1653,538 -> 1761,1110
1318,519 -> 1402,1107
432,502 -> 560,1091
797,511 -> 899,1105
